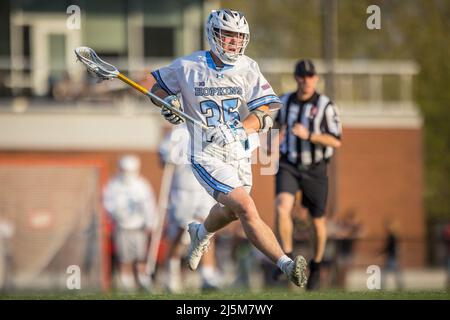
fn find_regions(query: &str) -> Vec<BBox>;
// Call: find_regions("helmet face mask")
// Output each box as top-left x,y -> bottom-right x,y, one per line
206,9 -> 250,65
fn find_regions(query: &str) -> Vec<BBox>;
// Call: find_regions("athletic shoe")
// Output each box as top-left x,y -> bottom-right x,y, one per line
306,260 -> 321,291
286,255 -> 308,288
186,222 -> 210,271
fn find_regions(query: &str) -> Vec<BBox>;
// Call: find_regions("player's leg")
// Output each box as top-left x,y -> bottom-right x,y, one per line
115,229 -> 138,291
305,216 -> 327,290
185,203 -> 236,272
199,240 -> 220,290
135,230 -> 152,290
217,188 -> 307,287
165,225 -> 185,293
272,167 -> 299,280
189,186 -> 307,286
312,216 -> 327,263
164,188 -> 200,292
273,192 -> 295,280
275,193 -> 296,254
301,164 -> 329,290
119,263 -> 136,291
218,187 -> 284,262
188,157 -> 307,287
186,157 -> 243,272
204,203 -> 238,232
274,167 -> 299,255
195,197 -> 222,290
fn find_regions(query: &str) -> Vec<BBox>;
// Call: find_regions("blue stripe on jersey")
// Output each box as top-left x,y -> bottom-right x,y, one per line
191,162 -> 221,192
190,158 -> 234,193
191,157 -> 234,191
191,162 -> 232,194
205,51 -> 233,72
151,70 -> 176,96
248,95 -> 281,111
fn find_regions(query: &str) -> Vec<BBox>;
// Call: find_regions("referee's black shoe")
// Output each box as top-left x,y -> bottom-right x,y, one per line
306,260 -> 322,291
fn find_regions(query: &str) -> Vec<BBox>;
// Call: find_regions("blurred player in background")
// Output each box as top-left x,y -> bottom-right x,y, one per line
140,9 -> 308,287
272,59 -> 342,290
381,219 -> 403,290
159,124 -> 221,292
103,155 -> 157,291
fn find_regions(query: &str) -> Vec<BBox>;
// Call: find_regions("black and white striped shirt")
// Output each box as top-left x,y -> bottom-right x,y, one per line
275,91 -> 342,167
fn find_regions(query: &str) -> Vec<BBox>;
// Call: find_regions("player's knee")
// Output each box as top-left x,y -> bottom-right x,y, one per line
227,210 -> 239,221
234,198 -> 258,221
275,194 -> 294,216
276,202 -> 292,218
312,217 -> 327,229
219,205 -> 239,221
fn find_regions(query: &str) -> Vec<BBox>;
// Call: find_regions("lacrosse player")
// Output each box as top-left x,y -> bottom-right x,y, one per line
103,155 -> 157,291
159,124 -> 221,292
142,9 -> 307,287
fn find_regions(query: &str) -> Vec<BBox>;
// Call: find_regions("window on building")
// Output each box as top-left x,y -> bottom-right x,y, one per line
143,26 -> 175,58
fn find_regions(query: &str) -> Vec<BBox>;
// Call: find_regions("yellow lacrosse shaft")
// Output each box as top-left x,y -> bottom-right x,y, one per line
116,73 -> 208,130
117,73 -> 149,95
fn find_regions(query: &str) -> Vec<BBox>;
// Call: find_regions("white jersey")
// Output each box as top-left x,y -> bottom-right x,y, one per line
159,124 -> 204,191
152,50 -> 280,159
103,176 -> 157,230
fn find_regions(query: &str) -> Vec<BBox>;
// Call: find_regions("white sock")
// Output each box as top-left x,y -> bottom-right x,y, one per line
200,266 -> 215,281
168,258 -> 182,291
197,223 -> 214,241
120,273 -> 136,290
169,258 -> 181,277
137,272 -> 151,289
276,255 -> 293,275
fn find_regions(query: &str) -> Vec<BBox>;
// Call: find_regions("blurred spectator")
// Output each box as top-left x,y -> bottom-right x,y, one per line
334,209 -> 364,288
159,124 -> 221,293
103,155 -> 157,291
381,219 -> 403,290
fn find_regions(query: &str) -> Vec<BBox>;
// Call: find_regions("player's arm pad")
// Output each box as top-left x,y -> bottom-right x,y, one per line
251,109 -> 274,133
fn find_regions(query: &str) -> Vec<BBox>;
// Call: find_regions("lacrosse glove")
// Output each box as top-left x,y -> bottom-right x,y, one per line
161,95 -> 184,125
206,119 -> 248,147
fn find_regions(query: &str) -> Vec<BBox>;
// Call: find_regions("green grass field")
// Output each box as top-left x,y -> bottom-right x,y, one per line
1,289 -> 449,300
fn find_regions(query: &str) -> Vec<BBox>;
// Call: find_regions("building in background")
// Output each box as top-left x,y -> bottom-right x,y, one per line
0,0 -> 428,291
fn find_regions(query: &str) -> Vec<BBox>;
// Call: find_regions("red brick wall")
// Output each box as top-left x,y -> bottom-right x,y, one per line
0,127 -> 425,267
250,127 -> 425,267
334,127 -> 425,267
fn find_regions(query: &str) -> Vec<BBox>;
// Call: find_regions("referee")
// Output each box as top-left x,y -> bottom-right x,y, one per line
272,59 -> 342,290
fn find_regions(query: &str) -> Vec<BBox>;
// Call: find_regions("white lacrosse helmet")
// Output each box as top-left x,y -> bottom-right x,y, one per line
206,9 -> 250,65
118,155 -> 140,173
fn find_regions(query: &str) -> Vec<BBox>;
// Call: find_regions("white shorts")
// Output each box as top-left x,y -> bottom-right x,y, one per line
114,228 -> 147,263
167,188 -> 216,229
190,145 -> 253,200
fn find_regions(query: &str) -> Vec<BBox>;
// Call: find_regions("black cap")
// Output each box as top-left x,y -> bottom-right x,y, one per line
294,59 -> 316,77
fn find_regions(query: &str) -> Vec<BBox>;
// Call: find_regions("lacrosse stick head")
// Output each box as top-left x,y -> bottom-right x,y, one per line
74,46 -> 119,80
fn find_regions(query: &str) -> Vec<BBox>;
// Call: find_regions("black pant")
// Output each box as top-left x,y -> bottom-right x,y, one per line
275,161 -> 328,217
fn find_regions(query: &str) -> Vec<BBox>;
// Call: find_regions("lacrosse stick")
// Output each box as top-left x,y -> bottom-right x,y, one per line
74,46 -> 208,130
145,162 -> 175,278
